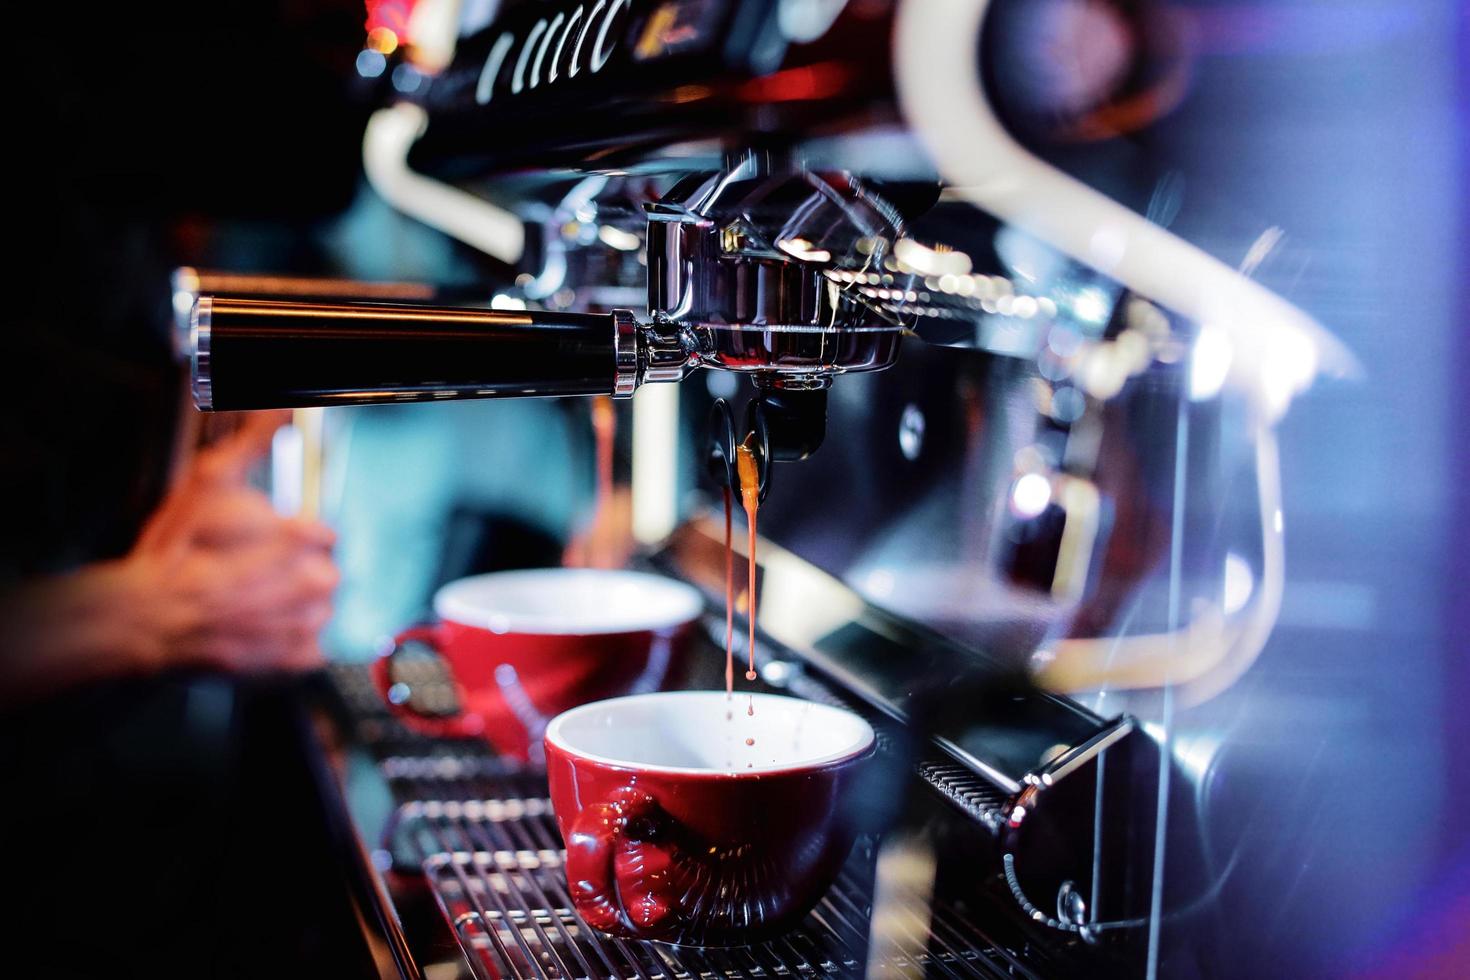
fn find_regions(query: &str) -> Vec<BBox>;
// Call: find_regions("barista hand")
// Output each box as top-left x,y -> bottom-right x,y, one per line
130,411 -> 339,672
0,413 -> 339,707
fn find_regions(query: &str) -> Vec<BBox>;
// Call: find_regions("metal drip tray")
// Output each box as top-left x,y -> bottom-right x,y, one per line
401,798 -> 1038,980
382,755 -> 548,803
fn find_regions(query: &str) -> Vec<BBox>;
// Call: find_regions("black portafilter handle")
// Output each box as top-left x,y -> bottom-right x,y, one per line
190,296 -> 640,411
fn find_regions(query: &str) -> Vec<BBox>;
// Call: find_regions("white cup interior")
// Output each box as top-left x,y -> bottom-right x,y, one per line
435,569 -> 704,635
545,691 -> 876,774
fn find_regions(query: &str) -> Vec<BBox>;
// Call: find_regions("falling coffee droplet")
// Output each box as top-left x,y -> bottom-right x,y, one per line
745,670 -> 757,681
745,737 -> 755,746
747,696 -> 754,717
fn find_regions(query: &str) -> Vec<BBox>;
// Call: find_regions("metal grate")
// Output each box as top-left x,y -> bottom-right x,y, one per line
380,760 -> 547,871
331,659 -> 1017,838
773,665 -> 1011,834
402,798 -> 1033,980
327,664 -> 1040,976
381,754 -> 547,803
914,761 -> 1009,833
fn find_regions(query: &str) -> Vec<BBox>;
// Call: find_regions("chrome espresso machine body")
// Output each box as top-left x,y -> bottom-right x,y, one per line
185,2 -> 1457,978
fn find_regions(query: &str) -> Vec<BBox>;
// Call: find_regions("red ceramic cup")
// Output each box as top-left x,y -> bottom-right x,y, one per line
545,691 -> 876,946
371,569 -> 703,761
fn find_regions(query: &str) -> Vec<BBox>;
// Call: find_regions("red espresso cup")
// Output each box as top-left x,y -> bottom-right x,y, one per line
371,569 -> 703,760
545,691 -> 876,945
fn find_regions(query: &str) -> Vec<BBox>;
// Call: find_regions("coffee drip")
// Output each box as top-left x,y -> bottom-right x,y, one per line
722,486 -> 735,699
737,437 -> 761,708
720,431 -> 764,753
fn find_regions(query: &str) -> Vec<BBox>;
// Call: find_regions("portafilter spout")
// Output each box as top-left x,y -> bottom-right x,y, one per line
190,161 -> 910,481
652,160 -> 913,497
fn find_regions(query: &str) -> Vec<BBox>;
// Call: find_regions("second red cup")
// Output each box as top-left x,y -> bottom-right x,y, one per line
372,568 -> 703,760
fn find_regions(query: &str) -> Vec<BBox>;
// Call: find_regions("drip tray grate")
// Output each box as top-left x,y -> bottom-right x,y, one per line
404,799 -> 1030,980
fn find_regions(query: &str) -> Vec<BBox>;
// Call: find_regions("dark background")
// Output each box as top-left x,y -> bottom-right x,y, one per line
2,3 -> 377,975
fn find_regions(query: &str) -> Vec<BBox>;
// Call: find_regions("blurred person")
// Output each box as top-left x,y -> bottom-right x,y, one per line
0,0 -> 636,970
0,411 -> 338,708
0,2 -> 377,975
1,0 -> 366,650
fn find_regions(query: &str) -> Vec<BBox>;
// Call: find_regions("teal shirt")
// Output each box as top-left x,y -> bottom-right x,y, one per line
322,398 -> 593,659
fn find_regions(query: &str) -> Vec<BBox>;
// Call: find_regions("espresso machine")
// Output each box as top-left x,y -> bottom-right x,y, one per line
180,1 -> 1452,977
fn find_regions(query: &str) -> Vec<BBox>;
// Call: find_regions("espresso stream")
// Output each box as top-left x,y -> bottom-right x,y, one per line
722,486 -> 735,698
737,438 -> 760,707
721,435 -> 762,759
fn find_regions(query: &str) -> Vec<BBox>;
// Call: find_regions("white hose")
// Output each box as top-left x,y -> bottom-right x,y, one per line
893,0 -> 1355,421
1039,428 -> 1285,706
362,103 -> 526,265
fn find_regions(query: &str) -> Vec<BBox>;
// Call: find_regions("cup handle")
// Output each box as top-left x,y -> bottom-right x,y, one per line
370,624 -> 484,739
564,787 -> 681,933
